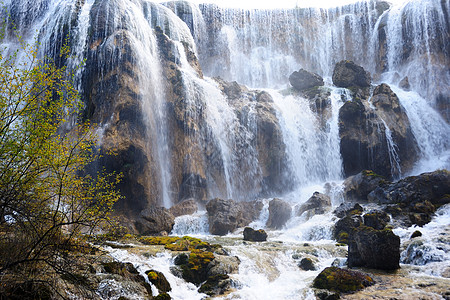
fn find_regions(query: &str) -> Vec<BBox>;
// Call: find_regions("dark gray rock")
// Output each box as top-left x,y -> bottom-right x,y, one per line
243,227 -> 268,242
332,60 -> 371,88
348,226 -> 400,270
343,170 -> 388,203
363,210 -> 390,230
333,203 -> 364,219
289,69 -> 324,91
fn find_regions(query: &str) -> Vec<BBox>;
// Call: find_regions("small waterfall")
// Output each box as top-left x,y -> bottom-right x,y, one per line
270,86 -> 345,190
390,86 -> 450,174
381,119 -> 402,179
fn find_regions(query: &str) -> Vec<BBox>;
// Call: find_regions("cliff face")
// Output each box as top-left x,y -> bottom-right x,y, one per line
1,0 -> 448,228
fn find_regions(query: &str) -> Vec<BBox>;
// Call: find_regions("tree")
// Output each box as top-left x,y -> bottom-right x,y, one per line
0,31 -> 121,297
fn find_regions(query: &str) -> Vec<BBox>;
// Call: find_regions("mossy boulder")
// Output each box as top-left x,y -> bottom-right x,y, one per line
243,227 -> 267,242
146,270 -> 171,293
174,249 -> 215,284
348,226 -> 400,270
333,203 -> 363,218
363,210 -> 390,230
333,215 -> 362,244
313,267 -> 374,293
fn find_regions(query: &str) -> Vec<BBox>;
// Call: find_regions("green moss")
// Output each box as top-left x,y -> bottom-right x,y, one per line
139,236 -> 180,246
337,232 -> 349,244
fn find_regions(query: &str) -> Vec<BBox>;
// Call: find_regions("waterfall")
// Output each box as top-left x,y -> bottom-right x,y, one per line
270,86 -> 345,191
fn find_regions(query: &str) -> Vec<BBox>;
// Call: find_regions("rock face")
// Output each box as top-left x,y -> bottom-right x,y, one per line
206,198 -> 263,235
297,192 -> 331,219
243,227 -> 268,242
363,210 -> 390,230
135,207 -> 175,235
338,81 -> 418,179
332,60 -> 372,88
348,226 -> 400,270
266,198 -> 292,229
169,199 -> 198,217
289,69 -> 324,91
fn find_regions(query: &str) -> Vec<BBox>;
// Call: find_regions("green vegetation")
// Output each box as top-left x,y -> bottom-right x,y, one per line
0,29 -> 121,296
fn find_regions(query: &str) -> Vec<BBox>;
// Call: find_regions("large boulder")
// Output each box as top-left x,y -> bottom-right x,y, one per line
289,69 -> 324,91
343,170 -> 388,203
146,270 -> 171,293
296,192 -> 331,219
266,198 -> 292,229
332,60 -> 371,88
333,203 -> 364,219
206,198 -> 263,235
243,227 -> 268,242
348,226 -> 400,270
135,207 -> 175,235
169,199 -> 198,217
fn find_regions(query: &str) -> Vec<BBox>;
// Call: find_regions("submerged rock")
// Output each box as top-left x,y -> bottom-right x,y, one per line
332,60 -> 371,88
243,227 -> 268,242
348,226 -> 400,270
289,68 -> 324,91
266,198 -> 292,229
297,192 -> 331,219
313,266 -> 374,293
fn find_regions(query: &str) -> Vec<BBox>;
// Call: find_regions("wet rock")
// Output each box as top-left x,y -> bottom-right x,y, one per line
135,207 -> 175,235
298,257 -> 316,271
243,227 -> 268,242
343,170 -> 388,203
289,68 -> 324,91
207,255 -> 240,277
198,274 -> 232,296
297,192 -> 331,219
313,266 -> 374,293
266,198 -> 292,229
339,84 -> 418,179
332,60 -> 371,88
175,249 -> 215,285
315,290 -> 340,300
169,199 -> 198,217
410,230 -> 422,239
348,226 -> 400,270
363,210 -> 390,230
399,76 -> 411,91
333,214 -> 363,244
206,198 -> 263,235
333,203 -> 363,219
367,170 -> 449,226
146,270 -> 171,293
